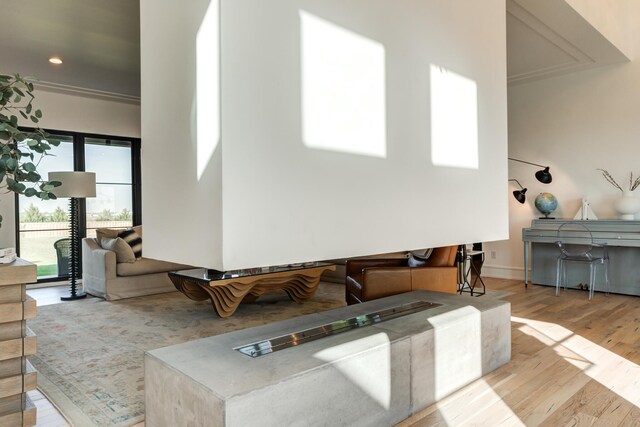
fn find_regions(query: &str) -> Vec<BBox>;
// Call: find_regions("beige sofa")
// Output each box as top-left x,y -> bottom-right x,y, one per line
82,226 -> 192,300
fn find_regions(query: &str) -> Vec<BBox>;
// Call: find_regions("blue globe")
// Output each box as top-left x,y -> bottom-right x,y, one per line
535,193 -> 558,218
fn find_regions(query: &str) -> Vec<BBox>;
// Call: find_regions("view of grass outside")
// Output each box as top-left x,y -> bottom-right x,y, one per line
16,135 -> 135,279
20,205 -> 133,278
20,229 -> 68,277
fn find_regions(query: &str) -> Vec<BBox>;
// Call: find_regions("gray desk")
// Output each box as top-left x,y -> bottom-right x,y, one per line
522,219 -> 640,296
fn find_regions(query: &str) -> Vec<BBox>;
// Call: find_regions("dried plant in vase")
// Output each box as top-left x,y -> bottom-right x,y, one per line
597,169 -> 640,193
598,169 -> 640,219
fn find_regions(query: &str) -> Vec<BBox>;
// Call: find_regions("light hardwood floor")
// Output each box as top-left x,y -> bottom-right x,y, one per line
26,279 -> 640,427
399,278 -> 640,427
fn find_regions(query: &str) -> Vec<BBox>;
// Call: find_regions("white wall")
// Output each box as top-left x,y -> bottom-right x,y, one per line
140,0 -> 223,269
566,0 -> 638,59
141,0 -> 509,270
34,89 -> 141,138
484,25 -> 640,279
0,88 -> 141,248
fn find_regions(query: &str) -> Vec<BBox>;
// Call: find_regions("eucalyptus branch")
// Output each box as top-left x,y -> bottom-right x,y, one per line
0,72 -> 62,228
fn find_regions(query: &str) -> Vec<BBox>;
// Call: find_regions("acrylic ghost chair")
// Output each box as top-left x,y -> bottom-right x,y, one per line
555,222 -> 609,300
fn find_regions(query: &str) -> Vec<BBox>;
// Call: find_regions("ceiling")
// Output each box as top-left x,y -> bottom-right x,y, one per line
506,0 -> 629,85
0,0 -> 140,99
0,0 -> 629,100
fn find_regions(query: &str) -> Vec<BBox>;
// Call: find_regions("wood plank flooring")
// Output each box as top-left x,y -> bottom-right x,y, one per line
399,278 -> 640,427
26,278 -> 640,426
27,390 -> 69,427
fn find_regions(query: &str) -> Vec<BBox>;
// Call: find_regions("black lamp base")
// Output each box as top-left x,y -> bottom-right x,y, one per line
61,197 -> 86,302
61,291 -> 87,301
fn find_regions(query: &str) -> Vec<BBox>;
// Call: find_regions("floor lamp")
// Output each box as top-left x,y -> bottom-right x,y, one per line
49,171 -> 96,301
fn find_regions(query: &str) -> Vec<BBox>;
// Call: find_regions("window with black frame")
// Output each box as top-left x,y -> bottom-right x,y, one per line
16,131 -> 141,281
17,134 -> 74,278
84,138 -> 135,238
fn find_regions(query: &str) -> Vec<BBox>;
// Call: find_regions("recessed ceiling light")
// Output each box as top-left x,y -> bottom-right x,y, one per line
48,57 -> 63,65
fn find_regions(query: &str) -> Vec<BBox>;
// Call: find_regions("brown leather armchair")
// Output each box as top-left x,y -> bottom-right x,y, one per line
345,246 -> 458,305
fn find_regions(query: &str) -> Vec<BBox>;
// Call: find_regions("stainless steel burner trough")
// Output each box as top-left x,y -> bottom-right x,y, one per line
235,300 -> 441,357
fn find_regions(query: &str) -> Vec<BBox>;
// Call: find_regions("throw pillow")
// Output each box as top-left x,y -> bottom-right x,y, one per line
118,228 -> 142,259
411,248 -> 433,261
100,237 -> 136,263
407,253 -> 428,268
96,227 -> 119,242
407,248 -> 433,267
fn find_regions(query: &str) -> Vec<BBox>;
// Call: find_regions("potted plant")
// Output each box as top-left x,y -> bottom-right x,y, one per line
0,73 -> 62,228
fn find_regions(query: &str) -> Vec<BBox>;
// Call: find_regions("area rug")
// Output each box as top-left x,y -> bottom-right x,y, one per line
28,282 -> 346,427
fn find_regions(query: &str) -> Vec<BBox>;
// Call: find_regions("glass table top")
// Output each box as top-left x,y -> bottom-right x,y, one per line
169,261 -> 334,282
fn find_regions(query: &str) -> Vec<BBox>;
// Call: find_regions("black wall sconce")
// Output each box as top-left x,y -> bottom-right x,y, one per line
508,157 -> 552,184
509,179 -> 527,204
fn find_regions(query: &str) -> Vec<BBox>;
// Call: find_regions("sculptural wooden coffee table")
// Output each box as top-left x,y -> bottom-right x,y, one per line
168,262 -> 336,317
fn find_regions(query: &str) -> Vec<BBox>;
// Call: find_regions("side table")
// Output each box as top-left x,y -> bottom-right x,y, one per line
457,247 -> 486,296
0,259 -> 38,427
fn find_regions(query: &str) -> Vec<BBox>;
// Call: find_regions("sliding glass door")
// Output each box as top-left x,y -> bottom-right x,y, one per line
16,131 -> 141,281
17,134 -> 74,278
85,138 -> 134,237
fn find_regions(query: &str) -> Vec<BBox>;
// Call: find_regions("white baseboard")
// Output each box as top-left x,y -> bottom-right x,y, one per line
482,265 -> 530,280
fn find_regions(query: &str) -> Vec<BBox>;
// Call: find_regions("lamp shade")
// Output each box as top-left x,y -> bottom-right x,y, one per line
48,171 -> 96,198
535,167 -> 553,184
513,188 -> 527,204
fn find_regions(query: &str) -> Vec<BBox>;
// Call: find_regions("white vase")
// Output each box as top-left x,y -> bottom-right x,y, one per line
614,190 -> 640,220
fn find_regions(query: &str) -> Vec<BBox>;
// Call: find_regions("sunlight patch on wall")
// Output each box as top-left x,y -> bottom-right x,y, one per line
430,65 -> 478,169
314,332 -> 391,409
300,11 -> 387,158
196,0 -> 220,180
430,306 -> 482,399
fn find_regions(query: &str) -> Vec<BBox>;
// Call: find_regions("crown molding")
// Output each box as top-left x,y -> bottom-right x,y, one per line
34,80 -> 141,105
507,0 -> 594,85
506,0 -> 628,86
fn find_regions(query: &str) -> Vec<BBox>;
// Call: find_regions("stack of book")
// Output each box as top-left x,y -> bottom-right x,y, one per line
0,247 -> 17,264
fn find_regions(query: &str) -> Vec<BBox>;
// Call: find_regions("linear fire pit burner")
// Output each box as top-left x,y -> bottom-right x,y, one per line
235,300 -> 441,358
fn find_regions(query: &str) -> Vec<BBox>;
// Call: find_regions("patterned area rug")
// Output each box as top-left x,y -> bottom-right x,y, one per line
28,282 -> 346,427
